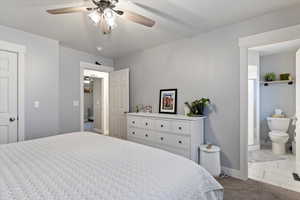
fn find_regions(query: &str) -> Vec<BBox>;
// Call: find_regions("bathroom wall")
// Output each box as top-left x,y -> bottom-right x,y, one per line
260,51 -> 296,144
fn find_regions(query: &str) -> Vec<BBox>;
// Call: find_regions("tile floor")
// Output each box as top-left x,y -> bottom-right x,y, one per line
248,149 -> 300,193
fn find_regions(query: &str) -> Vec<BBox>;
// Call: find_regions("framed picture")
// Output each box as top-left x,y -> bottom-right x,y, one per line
159,89 -> 177,114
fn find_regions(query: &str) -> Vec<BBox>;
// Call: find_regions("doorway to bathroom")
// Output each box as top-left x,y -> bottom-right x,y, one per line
246,39 -> 300,192
79,62 -> 130,139
83,70 -> 109,134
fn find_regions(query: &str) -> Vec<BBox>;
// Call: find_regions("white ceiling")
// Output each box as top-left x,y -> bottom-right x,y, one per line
1,0 -> 300,58
250,39 -> 300,56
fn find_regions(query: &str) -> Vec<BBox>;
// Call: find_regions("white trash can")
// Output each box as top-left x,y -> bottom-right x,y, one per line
200,144 -> 221,176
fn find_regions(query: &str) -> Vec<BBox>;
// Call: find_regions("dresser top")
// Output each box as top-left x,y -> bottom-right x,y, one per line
127,112 -> 206,121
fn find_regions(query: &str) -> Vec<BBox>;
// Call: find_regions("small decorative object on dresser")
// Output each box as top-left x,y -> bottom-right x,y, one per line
127,112 -> 206,163
185,98 -> 211,116
159,89 -> 177,114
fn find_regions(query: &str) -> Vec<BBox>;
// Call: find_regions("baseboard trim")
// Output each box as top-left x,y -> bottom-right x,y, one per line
93,128 -> 103,134
103,130 -> 109,135
221,167 -> 243,179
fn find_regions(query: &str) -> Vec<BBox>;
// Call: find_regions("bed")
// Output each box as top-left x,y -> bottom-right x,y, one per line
0,132 -> 223,200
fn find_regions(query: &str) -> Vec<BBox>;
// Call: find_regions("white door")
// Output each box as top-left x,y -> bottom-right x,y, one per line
296,49 -> 300,165
94,78 -> 103,132
0,50 -> 18,144
109,68 -> 129,139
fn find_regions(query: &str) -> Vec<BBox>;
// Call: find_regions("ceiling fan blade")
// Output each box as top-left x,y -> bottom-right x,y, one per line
47,6 -> 89,14
130,2 -> 193,28
113,10 -> 124,15
120,10 -> 155,27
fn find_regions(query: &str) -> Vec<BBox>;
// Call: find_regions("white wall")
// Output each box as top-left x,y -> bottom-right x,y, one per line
260,51 -> 296,143
114,5 -> 300,170
59,46 -> 113,133
0,24 -> 113,139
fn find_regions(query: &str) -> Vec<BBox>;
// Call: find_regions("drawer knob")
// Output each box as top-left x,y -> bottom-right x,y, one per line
178,127 -> 182,130
160,137 -> 164,141
145,134 -> 148,137
160,124 -> 164,128
132,121 -> 135,124
178,141 -> 182,144
132,132 -> 135,135
145,122 -> 148,126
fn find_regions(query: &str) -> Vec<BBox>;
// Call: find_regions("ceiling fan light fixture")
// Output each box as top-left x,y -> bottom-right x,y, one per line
88,10 -> 101,24
103,8 -> 116,28
47,0 -> 156,35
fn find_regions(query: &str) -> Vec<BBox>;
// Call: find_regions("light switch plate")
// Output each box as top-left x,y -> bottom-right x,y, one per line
34,101 -> 40,108
73,100 -> 79,107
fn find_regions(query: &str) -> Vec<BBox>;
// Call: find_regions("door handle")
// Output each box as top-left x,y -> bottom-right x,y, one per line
10,117 -> 16,122
124,111 -> 129,114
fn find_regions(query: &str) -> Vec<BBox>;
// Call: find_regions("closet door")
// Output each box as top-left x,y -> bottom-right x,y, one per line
0,50 -> 18,144
109,68 -> 129,139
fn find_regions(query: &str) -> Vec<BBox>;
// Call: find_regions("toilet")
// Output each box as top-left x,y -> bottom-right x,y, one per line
267,117 -> 290,155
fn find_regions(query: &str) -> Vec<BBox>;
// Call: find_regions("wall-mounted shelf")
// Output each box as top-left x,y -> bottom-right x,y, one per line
260,80 -> 294,86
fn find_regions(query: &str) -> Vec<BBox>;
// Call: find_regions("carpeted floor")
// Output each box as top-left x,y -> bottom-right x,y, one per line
216,177 -> 300,200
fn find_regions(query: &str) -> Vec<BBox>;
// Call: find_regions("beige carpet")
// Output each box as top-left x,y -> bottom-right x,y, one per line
216,177 -> 300,200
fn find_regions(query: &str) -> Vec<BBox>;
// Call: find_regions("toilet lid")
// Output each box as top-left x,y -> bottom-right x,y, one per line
269,131 -> 289,137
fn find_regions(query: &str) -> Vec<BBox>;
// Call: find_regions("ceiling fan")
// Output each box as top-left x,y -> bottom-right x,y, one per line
47,0 -> 156,34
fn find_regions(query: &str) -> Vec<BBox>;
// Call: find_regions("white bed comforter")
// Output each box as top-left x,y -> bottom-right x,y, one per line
0,132 -> 223,200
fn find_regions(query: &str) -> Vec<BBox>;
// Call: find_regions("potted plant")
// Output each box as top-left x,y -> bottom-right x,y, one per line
264,72 -> 276,82
185,98 -> 211,116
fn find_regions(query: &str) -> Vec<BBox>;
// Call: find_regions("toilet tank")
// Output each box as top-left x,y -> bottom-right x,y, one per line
267,117 -> 290,132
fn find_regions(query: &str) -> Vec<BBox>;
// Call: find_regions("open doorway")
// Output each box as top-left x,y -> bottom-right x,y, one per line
83,71 -> 109,134
245,40 -> 300,192
80,62 -> 130,139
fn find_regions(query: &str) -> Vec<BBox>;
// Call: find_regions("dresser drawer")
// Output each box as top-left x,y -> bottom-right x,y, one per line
128,128 -> 154,141
128,128 -> 141,138
171,120 -> 190,134
128,117 -> 141,127
141,118 -> 154,129
154,120 -> 171,132
156,133 -> 190,149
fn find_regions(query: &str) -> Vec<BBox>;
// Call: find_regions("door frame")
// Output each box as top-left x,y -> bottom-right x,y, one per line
79,62 -> 113,132
0,40 -> 26,142
239,24 -> 300,180
247,51 -> 261,151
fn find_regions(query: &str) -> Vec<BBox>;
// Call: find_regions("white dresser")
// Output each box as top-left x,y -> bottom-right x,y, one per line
127,113 -> 205,163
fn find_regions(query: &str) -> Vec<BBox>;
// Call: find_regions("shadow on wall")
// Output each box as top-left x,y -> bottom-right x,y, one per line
204,103 -> 235,169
